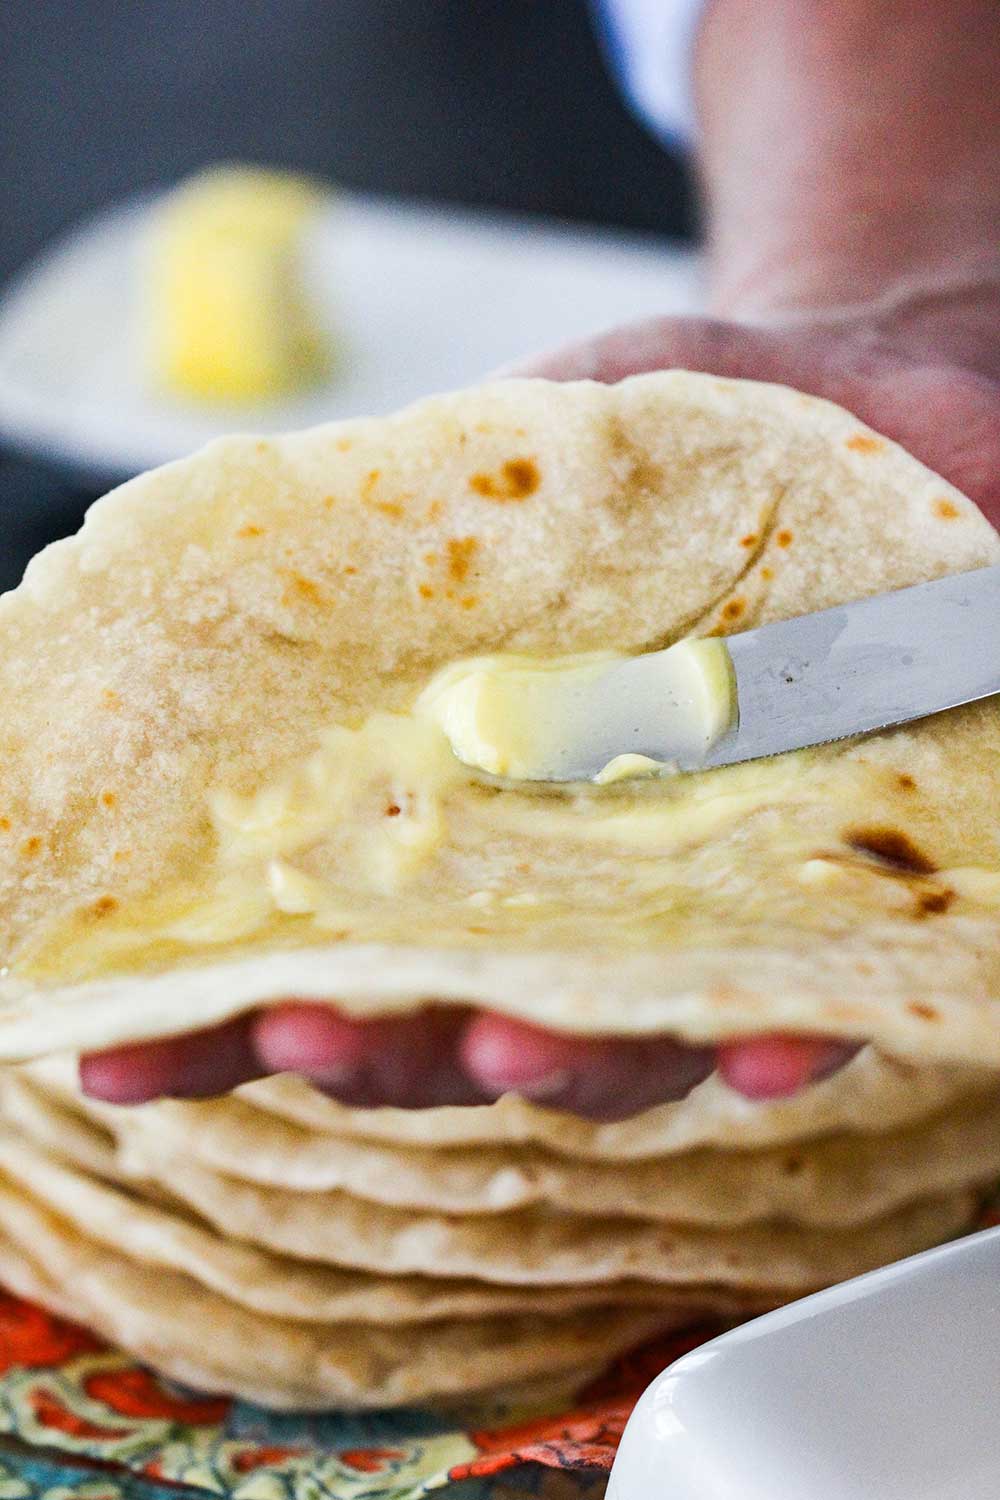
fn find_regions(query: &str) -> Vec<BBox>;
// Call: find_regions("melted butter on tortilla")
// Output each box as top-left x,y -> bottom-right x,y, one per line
16,693 -> 998,986
416,640 -> 735,782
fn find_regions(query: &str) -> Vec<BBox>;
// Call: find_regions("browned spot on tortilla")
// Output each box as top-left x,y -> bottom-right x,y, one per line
761,566 -> 774,581
907,1001 -> 940,1021
425,501 -> 443,522
418,584 -> 435,599
343,565 -> 358,576
447,536 -> 479,583
283,572 -> 327,607
934,498 -> 960,520
0,817 -> 9,833
385,804 -> 401,818
845,432 -> 884,454
361,469 -> 382,502
776,529 -> 794,548
237,524 -> 263,538
459,594 -> 478,610
605,417 -> 665,512
721,598 -> 746,622
375,501 -> 404,520
845,826 -> 937,875
91,895 -> 118,917
470,458 -> 540,501
102,690 -> 122,711
896,773 -> 917,792
709,984 -> 742,1007
113,849 -> 132,863
915,888 -> 955,917
21,836 -> 42,857
100,791 -> 117,809
782,1154 -> 804,1176
423,552 -> 439,566
740,533 -> 758,548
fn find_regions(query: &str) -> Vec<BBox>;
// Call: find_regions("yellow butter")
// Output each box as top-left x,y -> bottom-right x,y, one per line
147,165 -> 332,402
417,640 -> 736,783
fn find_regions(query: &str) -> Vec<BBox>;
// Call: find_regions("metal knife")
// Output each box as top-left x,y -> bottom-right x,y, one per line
506,563 -> 1000,782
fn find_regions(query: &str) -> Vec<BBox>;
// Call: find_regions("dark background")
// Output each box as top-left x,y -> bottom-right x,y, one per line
0,0 -> 695,590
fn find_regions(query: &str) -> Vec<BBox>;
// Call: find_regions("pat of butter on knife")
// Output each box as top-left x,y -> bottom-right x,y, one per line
417,640 -> 737,783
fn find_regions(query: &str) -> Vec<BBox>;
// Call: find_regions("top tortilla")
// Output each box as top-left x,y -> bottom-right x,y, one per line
0,371 -> 998,1063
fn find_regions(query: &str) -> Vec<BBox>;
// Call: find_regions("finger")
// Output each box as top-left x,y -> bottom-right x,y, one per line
502,314 -> 769,382
252,1002 -> 482,1109
716,1035 -> 860,1100
460,1012 -> 715,1122
502,312 -> 1000,520
79,1016 -> 261,1104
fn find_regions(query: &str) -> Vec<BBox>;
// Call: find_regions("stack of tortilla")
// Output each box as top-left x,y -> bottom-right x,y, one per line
0,372 -> 997,1409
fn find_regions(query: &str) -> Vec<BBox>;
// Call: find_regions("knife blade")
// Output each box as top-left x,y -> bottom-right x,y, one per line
451,562 -> 1000,783
701,561 -> 1000,772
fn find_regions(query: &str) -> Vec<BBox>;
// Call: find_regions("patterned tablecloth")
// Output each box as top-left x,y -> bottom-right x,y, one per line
0,1291 -> 722,1500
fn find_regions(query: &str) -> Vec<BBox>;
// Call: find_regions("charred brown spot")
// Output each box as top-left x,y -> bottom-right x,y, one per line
322,495 -> 336,509
470,458 -> 540,501
896,774 -> 917,792
375,501 -> 404,520
761,565 -> 774,581
845,826 -> 937,875
283,573 -> 326,607
776,529 -> 794,549
361,469 -> 382,500
100,791 -> 117,809
91,895 -> 118,917
845,432 -> 884,454
934,498 -> 960,520
418,584 -> 435,599
0,817 -> 9,833
915,888 -> 955,917
721,598 -> 746,622
447,536 -> 479,583
343,565 -> 358,576
385,804 -> 401,818
740,533 -> 758,548
237,524 -> 263,538
907,1001 -> 940,1021
21,836 -> 42,857
459,594 -> 478,610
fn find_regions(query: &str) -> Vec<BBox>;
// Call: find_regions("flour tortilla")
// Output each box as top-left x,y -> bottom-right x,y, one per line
10,1060 -> 997,1235
27,1050 -> 995,1161
0,1128 -> 769,1325
106,1127 -> 977,1289
0,1182 -> 674,1409
242,1054 -> 993,1159
0,373 -> 997,1063
76,1087 -> 1000,1229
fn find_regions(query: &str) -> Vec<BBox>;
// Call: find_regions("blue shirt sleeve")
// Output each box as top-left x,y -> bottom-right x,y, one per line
590,0 -> 704,150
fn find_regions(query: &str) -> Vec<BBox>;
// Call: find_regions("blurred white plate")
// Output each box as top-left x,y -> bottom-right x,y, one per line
0,193 -> 701,483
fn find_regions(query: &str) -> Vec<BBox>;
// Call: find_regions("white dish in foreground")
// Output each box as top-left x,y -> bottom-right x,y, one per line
608,1224 -> 1000,1500
0,193 -> 700,481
